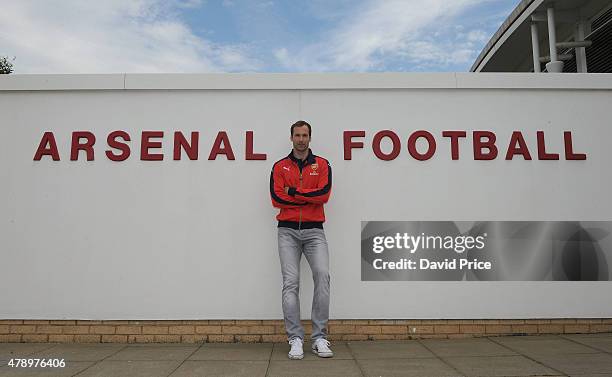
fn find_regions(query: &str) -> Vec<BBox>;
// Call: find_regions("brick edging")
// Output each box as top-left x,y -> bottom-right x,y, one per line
1,319 -> 611,343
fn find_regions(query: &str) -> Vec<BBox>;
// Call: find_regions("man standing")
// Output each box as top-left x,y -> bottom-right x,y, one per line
269,120 -> 333,360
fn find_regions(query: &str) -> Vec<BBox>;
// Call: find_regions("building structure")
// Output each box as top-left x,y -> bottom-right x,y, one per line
471,0 -> 612,73
1,1 -> 612,344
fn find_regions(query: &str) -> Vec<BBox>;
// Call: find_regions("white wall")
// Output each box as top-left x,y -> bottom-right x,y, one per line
1,73 -> 611,319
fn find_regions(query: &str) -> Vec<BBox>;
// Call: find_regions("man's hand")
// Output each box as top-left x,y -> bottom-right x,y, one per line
284,187 -> 289,194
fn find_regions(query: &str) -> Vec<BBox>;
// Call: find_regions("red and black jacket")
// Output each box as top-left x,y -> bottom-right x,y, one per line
270,149 -> 332,229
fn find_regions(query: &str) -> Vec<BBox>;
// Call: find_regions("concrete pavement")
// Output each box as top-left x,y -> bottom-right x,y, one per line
1,333 -> 612,376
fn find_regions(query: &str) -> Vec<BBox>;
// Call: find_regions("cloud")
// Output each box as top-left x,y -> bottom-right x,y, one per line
466,29 -> 490,43
0,0 -> 260,73
177,0 -> 206,8
0,0 -> 507,73
274,0 -> 493,71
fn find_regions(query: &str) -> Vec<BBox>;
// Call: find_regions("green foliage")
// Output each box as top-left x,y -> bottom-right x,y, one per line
0,56 -> 14,74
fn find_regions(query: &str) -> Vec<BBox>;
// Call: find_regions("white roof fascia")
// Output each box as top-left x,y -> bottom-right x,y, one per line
1,72 -> 612,91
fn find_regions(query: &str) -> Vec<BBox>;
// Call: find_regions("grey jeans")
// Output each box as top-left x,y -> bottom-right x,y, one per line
277,227 -> 330,342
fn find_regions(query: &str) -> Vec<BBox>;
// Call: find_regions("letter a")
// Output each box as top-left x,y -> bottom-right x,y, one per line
33,132 -> 60,161
208,131 -> 236,160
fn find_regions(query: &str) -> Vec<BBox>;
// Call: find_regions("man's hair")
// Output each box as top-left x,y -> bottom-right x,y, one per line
290,120 -> 311,137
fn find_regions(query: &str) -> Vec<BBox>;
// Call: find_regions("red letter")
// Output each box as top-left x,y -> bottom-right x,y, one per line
408,130 -> 436,161
505,131 -> 532,160
343,131 -> 365,160
208,131 -> 235,160
106,131 -> 131,161
372,130 -> 400,161
245,131 -> 266,160
536,131 -> 559,160
141,131 -> 164,161
173,131 -> 199,160
473,131 -> 497,160
442,131 -> 466,160
70,131 -> 96,161
564,131 -> 586,160
33,132 -> 60,161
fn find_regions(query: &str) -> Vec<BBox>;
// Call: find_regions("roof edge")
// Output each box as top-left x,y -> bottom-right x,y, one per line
470,0 -> 539,72
1,73 -> 612,91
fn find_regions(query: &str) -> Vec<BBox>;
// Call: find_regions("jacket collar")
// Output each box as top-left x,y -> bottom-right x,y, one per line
287,148 -> 316,165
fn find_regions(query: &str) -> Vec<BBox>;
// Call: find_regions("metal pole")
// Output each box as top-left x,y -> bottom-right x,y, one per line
575,20 -> 588,72
531,22 -> 541,72
556,41 -> 592,49
547,6 -> 558,62
539,54 -> 574,63
546,6 -> 563,72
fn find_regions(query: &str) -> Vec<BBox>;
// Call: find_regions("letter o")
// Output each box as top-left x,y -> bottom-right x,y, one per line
408,130 -> 436,161
372,130 -> 400,161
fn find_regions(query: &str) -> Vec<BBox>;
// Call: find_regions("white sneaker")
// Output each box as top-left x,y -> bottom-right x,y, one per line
288,338 -> 304,360
311,338 -> 334,358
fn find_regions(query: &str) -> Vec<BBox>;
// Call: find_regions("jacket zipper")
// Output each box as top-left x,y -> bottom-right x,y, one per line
298,169 -> 303,230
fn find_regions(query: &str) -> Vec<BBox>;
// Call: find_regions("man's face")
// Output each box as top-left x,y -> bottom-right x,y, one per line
291,125 -> 310,152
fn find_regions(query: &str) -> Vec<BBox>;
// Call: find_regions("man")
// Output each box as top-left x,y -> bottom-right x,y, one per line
269,120 -> 333,360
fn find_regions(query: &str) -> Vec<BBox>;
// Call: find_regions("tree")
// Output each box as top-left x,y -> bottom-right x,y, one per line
0,56 -> 14,74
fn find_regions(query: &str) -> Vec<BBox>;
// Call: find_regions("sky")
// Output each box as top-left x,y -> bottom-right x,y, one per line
0,0 -> 520,73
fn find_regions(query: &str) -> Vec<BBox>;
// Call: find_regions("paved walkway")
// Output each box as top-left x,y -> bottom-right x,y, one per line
1,333 -> 612,376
